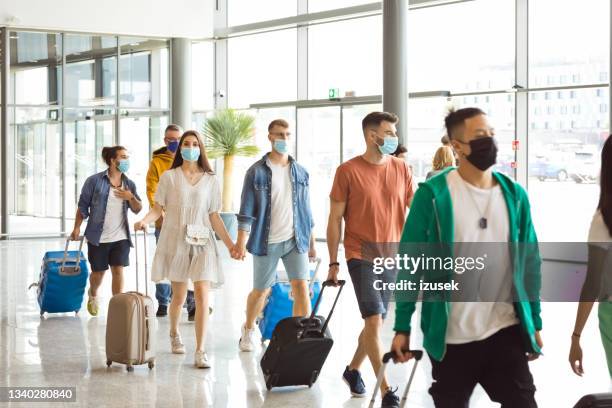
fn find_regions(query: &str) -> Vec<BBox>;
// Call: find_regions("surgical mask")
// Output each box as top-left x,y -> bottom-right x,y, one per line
117,159 -> 130,173
181,147 -> 200,162
463,137 -> 498,171
377,136 -> 399,155
273,139 -> 289,155
167,140 -> 179,153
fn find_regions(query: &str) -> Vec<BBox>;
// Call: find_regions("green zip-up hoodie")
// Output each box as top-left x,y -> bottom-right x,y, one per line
393,167 -> 543,361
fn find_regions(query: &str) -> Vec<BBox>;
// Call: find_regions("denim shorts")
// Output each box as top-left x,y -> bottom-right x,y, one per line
347,258 -> 397,320
87,239 -> 130,272
252,238 -> 309,290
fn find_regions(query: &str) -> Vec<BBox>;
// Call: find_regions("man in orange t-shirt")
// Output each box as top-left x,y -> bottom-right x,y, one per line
327,111 -> 414,405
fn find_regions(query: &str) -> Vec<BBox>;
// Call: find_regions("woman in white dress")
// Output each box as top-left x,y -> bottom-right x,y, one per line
135,130 -> 235,368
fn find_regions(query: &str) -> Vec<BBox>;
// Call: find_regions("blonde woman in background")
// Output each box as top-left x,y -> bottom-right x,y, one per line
426,145 -> 456,180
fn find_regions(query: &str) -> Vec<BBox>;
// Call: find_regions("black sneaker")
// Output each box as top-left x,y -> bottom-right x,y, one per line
381,387 -> 400,408
156,304 -> 167,317
342,366 -> 366,397
188,307 -> 196,322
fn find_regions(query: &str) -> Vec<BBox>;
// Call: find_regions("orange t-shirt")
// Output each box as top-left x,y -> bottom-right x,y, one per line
330,155 -> 414,261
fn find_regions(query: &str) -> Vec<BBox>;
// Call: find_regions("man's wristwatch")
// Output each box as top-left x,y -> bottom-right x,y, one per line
329,262 -> 340,267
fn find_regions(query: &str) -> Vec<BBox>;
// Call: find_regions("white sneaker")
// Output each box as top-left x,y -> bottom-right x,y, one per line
170,333 -> 185,354
239,324 -> 256,352
194,351 -> 210,368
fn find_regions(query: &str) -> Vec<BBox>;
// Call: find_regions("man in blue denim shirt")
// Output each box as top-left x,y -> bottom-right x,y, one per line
233,119 -> 316,352
70,146 -> 142,316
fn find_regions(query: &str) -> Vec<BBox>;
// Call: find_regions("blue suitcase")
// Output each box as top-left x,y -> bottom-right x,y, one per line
258,258 -> 322,342
30,237 -> 89,317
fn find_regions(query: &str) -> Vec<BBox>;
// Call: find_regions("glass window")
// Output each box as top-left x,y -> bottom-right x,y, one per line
64,34 -> 117,107
408,0 -> 514,92
8,107 -> 62,234
528,88 -> 609,242
341,104 -> 381,162
10,31 -> 62,105
308,0 -> 374,13
308,16 -> 381,99
228,30 -> 297,108
530,0 -> 609,87
119,37 -> 169,109
192,41 -> 215,111
297,107 -> 341,239
64,108 -> 115,220
228,0 -> 297,26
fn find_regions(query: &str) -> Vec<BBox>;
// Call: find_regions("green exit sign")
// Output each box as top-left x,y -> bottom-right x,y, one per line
328,88 -> 340,99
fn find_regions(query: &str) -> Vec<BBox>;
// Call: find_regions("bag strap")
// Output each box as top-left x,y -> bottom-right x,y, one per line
60,236 -> 85,274
133,229 -> 148,296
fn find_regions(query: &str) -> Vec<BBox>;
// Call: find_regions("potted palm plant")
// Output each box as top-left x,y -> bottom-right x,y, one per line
203,109 -> 259,240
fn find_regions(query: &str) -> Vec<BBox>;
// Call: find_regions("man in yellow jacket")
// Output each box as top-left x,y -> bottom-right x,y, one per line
146,124 -> 195,319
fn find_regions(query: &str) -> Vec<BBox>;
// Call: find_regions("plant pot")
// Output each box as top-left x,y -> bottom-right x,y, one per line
218,212 -> 238,241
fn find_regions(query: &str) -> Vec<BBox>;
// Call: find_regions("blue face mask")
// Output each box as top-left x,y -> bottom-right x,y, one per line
273,139 -> 289,155
377,136 -> 399,155
181,147 -> 200,162
117,159 -> 130,173
167,140 -> 179,153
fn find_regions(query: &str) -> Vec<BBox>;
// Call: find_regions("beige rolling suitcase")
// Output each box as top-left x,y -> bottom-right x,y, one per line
105,229 -> 156,372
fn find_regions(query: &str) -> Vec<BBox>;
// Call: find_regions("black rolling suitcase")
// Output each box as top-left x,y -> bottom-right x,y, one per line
260,279 -> 346,390
574,394 -> 612,408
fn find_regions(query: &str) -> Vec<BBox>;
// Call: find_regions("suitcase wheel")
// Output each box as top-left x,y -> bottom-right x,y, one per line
106,360 -> 112,368
74,310 -> 79,316
308,370 -> 319,388
126,365 -> 134,372
148,360 -> 155,369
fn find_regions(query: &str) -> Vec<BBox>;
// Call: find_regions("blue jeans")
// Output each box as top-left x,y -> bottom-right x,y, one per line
155,228 -> 194,310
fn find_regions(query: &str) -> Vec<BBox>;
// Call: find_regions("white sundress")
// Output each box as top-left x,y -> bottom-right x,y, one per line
151,168 -> 224,288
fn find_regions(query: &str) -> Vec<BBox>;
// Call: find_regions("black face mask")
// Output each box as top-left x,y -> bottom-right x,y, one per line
463,137 -> 498,171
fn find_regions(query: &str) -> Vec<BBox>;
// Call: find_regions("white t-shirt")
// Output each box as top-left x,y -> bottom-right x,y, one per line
99,184 -> 128,243
445,170 -> 519,344
267,159 -> 295,244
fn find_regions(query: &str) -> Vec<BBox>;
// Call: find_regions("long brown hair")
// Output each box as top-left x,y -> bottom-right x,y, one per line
170,130 -> 214,174
598,135 -> 612,235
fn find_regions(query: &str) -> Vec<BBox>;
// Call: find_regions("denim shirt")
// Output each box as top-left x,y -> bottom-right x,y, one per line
237,153 -> 314,256
78,170 -> 141,247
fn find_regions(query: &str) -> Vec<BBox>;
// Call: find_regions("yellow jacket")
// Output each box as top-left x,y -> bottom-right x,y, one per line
146,146 -> 175,229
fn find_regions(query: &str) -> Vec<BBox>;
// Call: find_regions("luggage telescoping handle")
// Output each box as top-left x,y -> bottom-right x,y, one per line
300,279 -> 346,337
308,257 -> 322,292
368,349 -> 424,408
133,229 -> 149,296
60,236 -> 85,274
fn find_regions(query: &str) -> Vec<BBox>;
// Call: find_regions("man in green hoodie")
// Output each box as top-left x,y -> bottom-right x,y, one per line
391,107 -> 543,408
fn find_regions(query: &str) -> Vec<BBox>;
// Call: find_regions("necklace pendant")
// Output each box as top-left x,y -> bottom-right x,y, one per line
479,217 -> 488,229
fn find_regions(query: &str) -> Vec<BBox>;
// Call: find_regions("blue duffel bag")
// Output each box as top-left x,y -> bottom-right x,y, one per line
258,258 -> 322,342
29,237 -> 89,317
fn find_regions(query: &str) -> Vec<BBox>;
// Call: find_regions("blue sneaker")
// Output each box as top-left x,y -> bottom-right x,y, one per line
381,387 -> 400,408
342,366 -> 366,397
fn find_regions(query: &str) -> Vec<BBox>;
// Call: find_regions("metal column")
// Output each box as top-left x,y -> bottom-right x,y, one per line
1,28 -> 9,239
515,0 -> 529,186
171,38 -> 193,128
382,0 -> 409,145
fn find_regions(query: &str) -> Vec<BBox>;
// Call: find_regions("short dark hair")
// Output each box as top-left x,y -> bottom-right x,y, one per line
444,107 -> 485,140
362,111 -> 399,133
165,124 -> 182,134
268,119 -> 289,132
101,145 -> 126,166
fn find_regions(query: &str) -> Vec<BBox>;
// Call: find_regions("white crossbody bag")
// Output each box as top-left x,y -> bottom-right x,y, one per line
185,224 -> 211,246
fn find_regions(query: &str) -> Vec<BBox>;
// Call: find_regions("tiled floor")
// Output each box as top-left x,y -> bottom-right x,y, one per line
0,237 -> 610,407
